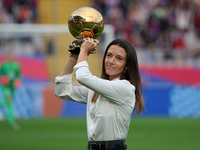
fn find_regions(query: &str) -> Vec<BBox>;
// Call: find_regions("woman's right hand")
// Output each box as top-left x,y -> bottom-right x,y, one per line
81,37 -> 99,54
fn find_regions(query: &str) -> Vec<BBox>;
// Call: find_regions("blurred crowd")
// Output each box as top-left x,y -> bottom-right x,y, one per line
0,0 -> 46,57
0,0 -> 37,23
1,0 -> 200,64
93,0 -> 200,64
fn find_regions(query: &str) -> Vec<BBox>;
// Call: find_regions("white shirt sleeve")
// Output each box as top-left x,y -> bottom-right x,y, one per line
54,74 -> 88,104
74,61 -> 135,105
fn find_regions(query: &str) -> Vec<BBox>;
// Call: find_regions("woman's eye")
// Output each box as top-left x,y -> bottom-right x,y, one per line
106,54 -> 112,57
117,57 -> 123,60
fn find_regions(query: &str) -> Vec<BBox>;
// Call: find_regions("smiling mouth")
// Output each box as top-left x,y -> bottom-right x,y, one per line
107,65 -> 114,69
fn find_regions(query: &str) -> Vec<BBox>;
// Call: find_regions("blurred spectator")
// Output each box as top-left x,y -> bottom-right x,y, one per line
0,0 -> 38,23
16,5 -> 32,23
0,7 -> 14,23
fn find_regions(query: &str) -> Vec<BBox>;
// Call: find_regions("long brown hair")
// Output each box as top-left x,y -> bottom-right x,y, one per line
92,39 -> 144,114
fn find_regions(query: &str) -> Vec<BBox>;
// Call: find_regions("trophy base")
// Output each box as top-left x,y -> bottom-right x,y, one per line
68,38 -> 96,54
68,39 -> 83,54
68,47 -> 80,54
69,47 -> 97,54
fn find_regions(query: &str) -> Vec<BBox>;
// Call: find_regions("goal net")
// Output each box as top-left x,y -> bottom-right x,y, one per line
0,24 -> 115,81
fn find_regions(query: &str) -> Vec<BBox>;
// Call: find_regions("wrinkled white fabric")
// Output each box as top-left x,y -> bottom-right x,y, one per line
54,61 -> 135,141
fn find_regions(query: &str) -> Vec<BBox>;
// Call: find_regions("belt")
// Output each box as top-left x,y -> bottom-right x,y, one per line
88,140 -> 127,150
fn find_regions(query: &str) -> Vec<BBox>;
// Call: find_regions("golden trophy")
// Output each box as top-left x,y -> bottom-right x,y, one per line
68,7 -> 104,54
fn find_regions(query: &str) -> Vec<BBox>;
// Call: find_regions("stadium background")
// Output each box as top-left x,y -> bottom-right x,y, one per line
0,1 -> 200,150
0,0 -> 200,119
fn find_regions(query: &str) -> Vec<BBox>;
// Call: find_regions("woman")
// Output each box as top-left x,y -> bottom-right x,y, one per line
54,38 -> 144,150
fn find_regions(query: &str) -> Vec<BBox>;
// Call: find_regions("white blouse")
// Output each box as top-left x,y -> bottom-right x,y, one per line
54,61 -> 135,141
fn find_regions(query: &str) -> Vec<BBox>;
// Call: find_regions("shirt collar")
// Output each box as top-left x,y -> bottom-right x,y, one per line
110,77 -> 120,81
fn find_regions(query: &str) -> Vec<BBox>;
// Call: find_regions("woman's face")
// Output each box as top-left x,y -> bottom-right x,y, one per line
105,45 -> 127,80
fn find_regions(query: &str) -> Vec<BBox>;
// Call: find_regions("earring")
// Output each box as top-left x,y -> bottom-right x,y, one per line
124,69 -> 127,74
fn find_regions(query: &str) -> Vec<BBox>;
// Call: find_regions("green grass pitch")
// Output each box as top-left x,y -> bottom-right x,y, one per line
0,118 -> 200,150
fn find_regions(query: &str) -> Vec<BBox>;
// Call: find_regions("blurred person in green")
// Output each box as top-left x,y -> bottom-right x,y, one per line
0,51 -> 22,130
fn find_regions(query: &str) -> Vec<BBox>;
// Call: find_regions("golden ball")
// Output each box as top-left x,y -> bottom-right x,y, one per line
68,7 -> 104,39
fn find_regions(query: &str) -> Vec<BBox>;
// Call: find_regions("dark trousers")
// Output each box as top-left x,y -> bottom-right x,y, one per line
87,140 -> 127,150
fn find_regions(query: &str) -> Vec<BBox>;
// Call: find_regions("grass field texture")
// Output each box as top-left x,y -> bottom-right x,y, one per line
0,118 -> 200,150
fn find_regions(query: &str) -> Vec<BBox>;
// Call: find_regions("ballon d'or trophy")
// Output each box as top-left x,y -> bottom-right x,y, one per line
68,7 -> 104,54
